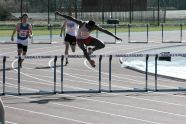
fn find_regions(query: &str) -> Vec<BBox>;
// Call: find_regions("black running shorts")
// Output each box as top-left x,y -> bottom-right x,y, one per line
64,33 -> 76,45
17,44 -> 28,52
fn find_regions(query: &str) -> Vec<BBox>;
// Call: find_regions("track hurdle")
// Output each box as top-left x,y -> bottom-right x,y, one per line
128,24 -> 149,43
96,24 -> 118,44
0,56 -> 7,95
4,53 -> 186,94
108,54 -> 149,92
154,53 -> 186,91
16,55 -> 58,95
15,54 -> 151,94
60,55 -> 102,93
161,23 -> 183,43
31,24 -> 53,44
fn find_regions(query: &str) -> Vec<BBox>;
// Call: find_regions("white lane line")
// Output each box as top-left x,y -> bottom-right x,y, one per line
3,75 -> 186,107
5,105 -> 91,124
6,95 -> 162,124
5,82 -> 186,122
41,63 -> 185,85
52,102 -> 162,124
48,60 -> 132,89
0,44 -> 62,56
2,74 -> 186,108
3,83 -> 186,124
10,61 -> 87,91
0,81 -> 39,92
0,46 -> 15,51
12,59 -> 55,83
61,93 -> 186,118
5,121 -> 18,124
4,72 -> 186,122
83,44 -> 185,88
84,59 -> 177,89
124,94 -> 186,107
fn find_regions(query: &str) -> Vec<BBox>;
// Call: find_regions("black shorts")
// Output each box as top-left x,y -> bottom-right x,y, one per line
64,34 -> 76,45
17,44 -> 28,52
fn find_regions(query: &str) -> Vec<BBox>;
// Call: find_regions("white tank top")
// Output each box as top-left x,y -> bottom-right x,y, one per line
77,23 -> 91,39
65,20 -> 78,36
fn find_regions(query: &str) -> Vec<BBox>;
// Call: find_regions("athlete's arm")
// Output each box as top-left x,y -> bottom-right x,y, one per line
28,24 -> 33,39
95,25 -> 122,41
60,21 -> 66,37
55,11 -> 83,25
11,23 -> 19,41
77,41 -> 91,61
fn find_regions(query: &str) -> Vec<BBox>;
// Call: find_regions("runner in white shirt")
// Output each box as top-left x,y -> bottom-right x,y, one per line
60,12 -> 78,65
55,11 -> 122,67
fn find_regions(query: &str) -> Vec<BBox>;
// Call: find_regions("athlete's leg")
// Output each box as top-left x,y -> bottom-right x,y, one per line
77,40 -> 90,61
88,37 -> 105,52
64,42 -> 70,65
69,35 -> 76,53
17,44 -> 23,67
77,40 -> 95,67
17,44 -> 23,56
70,45 -> 76,52
19,45 -> 27,67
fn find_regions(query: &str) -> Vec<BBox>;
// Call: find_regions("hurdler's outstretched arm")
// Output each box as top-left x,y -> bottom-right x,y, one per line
55,11 -> 83,25
95,25 -> 122,41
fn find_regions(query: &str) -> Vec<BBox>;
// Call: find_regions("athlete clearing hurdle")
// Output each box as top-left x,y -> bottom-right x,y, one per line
55,11 -> 122,67
11,14 -> 33,67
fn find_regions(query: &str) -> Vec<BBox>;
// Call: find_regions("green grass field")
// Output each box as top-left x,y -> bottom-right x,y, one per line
1,24 -> 186,37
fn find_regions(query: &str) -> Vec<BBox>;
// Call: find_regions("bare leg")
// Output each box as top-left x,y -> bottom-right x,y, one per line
77,40 -> 95,67
19,51 -> 27,67
17,48 -> 23,67
88,37 -> 105,52
65,42 -> 70,65
70,44 -> 76,53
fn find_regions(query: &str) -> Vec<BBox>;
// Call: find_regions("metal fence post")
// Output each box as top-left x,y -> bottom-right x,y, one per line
161,24 -> 164,43
145,54 -> 149,91
54,56 -> 57,94
128,24 -> 131,43
61,55 -> 64,93
180,24 -> 183,42
99,55 -> 102,93
2,56 -> 6,95
115,24 -> 116,43
18,56 -> 21,95
155,54 -> 158,91
49,24 -> 52,44
109,55 -> 112,92
147,24 -> 149,43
